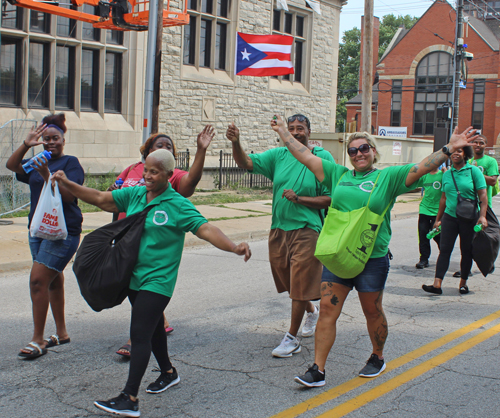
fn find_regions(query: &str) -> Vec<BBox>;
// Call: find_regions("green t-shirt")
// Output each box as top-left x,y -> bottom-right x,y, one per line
416,171 -> 443,216
112,185 -> 207,297
249,147 -> 334,233
321,161 -> 416,258
441,163 -> 487,218
469,154 -> 499,207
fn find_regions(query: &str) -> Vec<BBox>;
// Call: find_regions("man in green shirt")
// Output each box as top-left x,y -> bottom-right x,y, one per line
415,169 -> 443,269
226,114 -> 332,358
470,135 -> 499,207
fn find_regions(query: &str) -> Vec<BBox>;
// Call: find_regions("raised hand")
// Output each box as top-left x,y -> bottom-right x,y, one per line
270,114 -> 286,132
233,242 -> 252,262
449,126 -> 479,151
24,124 -> 47,148
197,124 -> 215,150
226,123 -> 240,143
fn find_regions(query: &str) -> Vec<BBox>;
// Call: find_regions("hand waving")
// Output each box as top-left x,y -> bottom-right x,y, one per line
197,125 -> 215,150
24,124 -> 47,148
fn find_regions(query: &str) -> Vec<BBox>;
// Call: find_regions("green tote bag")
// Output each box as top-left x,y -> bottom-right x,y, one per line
314,172 -> 391,279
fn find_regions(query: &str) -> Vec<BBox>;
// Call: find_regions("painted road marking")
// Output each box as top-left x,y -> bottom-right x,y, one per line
270,309 -> 500,418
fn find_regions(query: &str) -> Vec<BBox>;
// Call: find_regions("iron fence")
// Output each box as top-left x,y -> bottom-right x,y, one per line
0,119 -> 37,217
217,150 -> 272,189
176,149 -> 190,171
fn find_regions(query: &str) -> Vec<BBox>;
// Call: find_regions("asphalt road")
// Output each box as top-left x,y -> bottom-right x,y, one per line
1,203 -> 500,418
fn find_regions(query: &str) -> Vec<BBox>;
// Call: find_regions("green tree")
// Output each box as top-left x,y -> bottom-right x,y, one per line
336,14 -> 418,132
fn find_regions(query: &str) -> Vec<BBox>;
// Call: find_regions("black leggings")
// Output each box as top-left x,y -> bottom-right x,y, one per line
435,213 -> 475,281
123,290 -> 172,397
418,214 -> 441,261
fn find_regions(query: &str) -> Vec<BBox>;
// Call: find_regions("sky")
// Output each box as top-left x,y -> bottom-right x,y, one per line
338,0 -> 438,39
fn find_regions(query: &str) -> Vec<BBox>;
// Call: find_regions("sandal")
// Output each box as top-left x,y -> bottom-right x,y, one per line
460,285 -> 469,294
165,327 -> 174,335
116,343 -> 131,358
18,342 -> 47,360
45,334 -> 71,348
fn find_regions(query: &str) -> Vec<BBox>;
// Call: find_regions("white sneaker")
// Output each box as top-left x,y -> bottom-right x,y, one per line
272,332 -> 301,358
301,305 -> 319,337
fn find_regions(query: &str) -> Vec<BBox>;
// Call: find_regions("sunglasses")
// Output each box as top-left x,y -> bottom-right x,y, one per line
347,143 -> 372,157
287,114 -> 311,130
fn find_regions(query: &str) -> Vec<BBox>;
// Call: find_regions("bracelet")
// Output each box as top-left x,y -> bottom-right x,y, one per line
296,195 -> 299,202
23,141 -> 30,149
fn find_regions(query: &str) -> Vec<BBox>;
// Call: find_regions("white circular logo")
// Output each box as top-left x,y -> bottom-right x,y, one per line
153,210 -> 169,225
433,181 -> 442,190
478,166 -> 484,173
359,181 -> 375,193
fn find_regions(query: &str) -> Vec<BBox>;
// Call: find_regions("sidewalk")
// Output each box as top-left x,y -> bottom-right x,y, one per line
0,192 -> 421,273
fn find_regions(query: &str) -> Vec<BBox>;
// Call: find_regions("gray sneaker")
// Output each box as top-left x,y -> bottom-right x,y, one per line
272,332 -> 301,358
294,364 -> 325,387
301,306 -> 319,337
359,353 -> 386,377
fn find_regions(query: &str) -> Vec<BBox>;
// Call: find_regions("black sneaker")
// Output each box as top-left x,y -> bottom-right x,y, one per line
294,364 -> 325,387
94,392 -> 140,417
146,367 -> 180,394
416,260 -> 429,269
359,354 -> 386,378
453,271 -> 473,278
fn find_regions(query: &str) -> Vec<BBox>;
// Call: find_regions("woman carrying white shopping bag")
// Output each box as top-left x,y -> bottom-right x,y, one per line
6,113 -> 84,360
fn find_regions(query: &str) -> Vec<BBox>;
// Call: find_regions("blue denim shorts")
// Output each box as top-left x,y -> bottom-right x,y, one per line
29,234 -> 80,273
321,254 -> 390,293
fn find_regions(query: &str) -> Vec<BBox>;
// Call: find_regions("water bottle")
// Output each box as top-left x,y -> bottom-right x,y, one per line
426,226 -> 441,240
114,178 -> 124,189
22,150 -> 52,174
474,224 -> 483,232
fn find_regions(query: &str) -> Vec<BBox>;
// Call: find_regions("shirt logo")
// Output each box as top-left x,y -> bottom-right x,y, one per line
433,181 -> 442,190
478,166 -> 484,173
359,181 -> 375,193
153,210 -> 169,225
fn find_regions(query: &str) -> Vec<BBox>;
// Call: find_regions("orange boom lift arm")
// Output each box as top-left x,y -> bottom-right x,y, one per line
6,0 -> 189,31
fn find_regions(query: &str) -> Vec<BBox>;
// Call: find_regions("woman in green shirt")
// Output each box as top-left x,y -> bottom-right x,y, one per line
270,115 -> 478,388
422,146 -> 487,295
52,149 -> 251,418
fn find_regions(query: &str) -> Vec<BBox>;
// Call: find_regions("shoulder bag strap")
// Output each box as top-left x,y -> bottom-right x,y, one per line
450,169 -> 461,196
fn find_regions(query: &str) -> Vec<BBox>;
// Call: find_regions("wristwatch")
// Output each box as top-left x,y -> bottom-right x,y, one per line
442,145 -> 452,157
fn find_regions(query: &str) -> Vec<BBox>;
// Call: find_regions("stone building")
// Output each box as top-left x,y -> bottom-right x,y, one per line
0,0 -> 344,175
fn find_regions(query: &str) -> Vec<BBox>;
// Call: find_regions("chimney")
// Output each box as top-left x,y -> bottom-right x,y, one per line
358,15 -> 380,93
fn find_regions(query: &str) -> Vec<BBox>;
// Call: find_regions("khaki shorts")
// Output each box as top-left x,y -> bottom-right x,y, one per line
268,228 -> 322,301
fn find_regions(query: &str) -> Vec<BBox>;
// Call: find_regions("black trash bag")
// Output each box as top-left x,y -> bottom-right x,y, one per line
73,207 -> 152,312
472,206 -> 500,277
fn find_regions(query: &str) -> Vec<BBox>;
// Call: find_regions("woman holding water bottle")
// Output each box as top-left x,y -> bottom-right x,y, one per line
6,113 -> 84,359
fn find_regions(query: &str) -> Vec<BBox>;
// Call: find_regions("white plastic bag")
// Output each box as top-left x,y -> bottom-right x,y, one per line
30,175 -> 68,241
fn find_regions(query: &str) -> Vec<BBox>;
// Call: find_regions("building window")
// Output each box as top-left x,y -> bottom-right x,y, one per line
30,10 -> 51,33
413,52 -> 453,135
272,9 -> 307,83
183,0 -> 231,70
1,2 -> 23,29
106,29 -> 123,45
472,79 -> 485,131
56,4 -> 77,37
105,52 -> 122,112
82,5 -> 101,41
55,46 -> 75,109
28,42 -> 49,108
391,80 -> 402,126
81,49 -> 99,111
0,38 -> 21,105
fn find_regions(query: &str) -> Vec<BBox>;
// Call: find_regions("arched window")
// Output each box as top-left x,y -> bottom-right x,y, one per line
413,52 -> 453,135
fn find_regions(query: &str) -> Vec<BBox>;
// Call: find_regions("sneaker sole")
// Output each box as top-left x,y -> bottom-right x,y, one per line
146,376 -> 180,394
272,345 -> 301,358
301,329 -> 315,338
294,376 -> 325,387
359,362 -> 386,378
94,402 -> 140,417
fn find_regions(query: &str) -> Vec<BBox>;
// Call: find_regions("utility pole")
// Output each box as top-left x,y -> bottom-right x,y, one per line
361,0 -> 374,133
151,0 -> 164,134
451,0 -> 464,129
142,0 -> 159,143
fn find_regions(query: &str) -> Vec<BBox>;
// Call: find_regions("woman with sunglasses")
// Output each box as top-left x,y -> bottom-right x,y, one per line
111,126 -> 215,358
270,116 -> 478,388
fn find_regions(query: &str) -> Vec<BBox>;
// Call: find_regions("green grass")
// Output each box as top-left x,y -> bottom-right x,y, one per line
189,190 -> 272,206
207,214 -> 269,222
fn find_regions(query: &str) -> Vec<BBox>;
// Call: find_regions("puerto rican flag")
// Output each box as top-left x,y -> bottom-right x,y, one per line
235,32 -> 294,77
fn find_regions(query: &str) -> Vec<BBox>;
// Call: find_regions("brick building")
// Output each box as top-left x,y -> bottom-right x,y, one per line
346,0 -> 500,147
